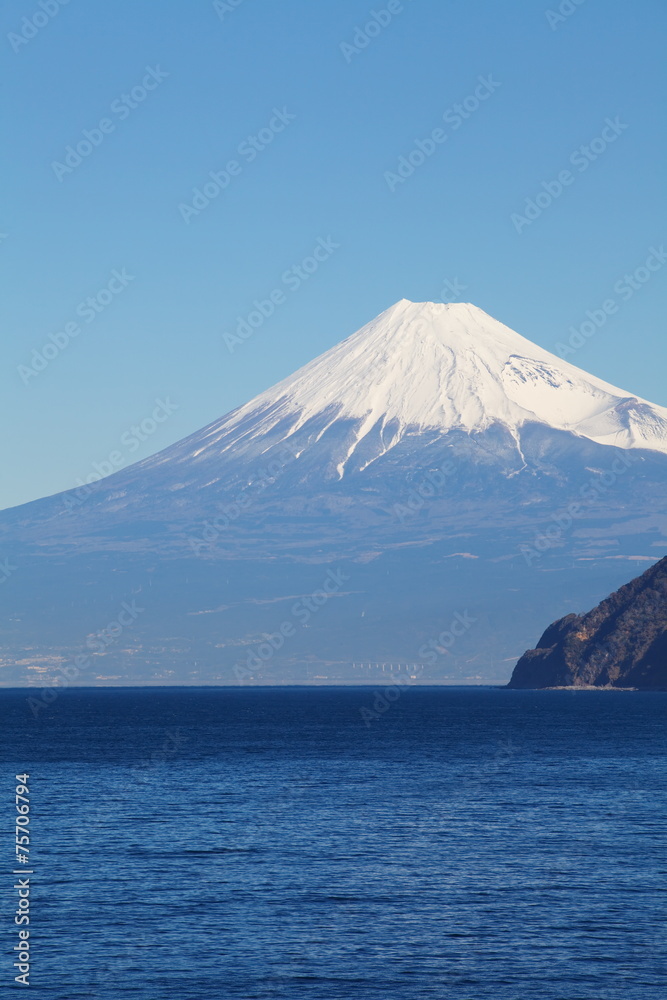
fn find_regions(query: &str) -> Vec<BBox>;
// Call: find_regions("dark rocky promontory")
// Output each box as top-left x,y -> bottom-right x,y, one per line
509,556 -> 667,689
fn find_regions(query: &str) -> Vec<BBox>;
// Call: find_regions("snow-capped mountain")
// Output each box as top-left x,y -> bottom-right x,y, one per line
224,298 -> 667,454
2,300 -> 666,688
134,299 -> 667,489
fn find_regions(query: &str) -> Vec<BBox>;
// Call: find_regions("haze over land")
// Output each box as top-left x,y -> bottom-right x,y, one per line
2,301 -> 666,688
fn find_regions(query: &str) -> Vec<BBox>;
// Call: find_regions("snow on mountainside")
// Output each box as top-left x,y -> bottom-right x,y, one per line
3,300 -> 667,688
149,299 -> 667,480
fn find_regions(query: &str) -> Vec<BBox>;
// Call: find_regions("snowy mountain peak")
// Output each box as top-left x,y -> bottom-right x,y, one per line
152,300 -> 667,481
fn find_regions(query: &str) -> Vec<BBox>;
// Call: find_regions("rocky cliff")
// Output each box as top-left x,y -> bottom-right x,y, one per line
509,556 -> 667,689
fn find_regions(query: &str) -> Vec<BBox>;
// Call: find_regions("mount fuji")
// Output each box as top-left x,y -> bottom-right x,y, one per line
196,298 -> 667,470
2,300 -> 667,689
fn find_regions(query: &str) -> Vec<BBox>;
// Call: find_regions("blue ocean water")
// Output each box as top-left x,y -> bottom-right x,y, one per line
1,686 -> 665,999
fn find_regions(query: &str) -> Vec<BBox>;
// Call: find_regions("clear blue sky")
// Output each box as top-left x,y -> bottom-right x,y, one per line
2,0 -> 666,509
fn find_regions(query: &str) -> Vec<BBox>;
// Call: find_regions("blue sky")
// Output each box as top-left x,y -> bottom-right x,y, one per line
2,0 -> 666,509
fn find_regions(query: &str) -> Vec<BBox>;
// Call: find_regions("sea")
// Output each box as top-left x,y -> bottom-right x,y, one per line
1,686 -> 665,999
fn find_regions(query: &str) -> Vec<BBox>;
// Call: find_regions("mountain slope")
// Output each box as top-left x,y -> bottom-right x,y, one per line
508,556 -> 667,689
135,299 -> 667,485
1,299 -> 667,687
